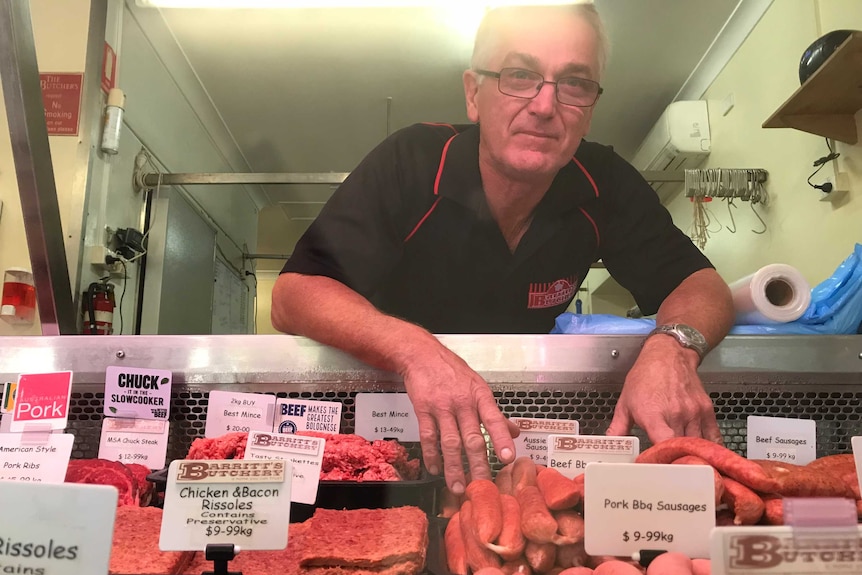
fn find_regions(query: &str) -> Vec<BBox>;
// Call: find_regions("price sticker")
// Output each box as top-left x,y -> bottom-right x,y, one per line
159,459 -> 292,551
584,463 -> 714,558
0,433 -> 74,483
205,391 -> 275,438
104,366 -> 172,421
274,399 -> 341,435
546,435 -> 639,479
852,437 -> 862,498
711,526 -> 862,574
98,418 -> 170,469
245,431 -> 325,505
354,393 -> 419,441
511,417 -> 579,466
10,372 -> 73,432
0,481 -> 118,575
747,416 -> 816,464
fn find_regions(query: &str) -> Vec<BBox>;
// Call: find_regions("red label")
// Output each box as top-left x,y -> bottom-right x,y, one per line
101,42 -> 116,93
39,73 -> 83,136
527,275 -> 578,309
13,372 -> 72,423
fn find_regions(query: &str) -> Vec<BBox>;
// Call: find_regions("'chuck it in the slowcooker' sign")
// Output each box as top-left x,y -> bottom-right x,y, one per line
159,459 -> 292,551
104,366 -> 172,421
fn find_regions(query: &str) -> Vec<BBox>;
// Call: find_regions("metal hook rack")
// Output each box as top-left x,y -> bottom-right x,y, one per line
684,168 -> 769,204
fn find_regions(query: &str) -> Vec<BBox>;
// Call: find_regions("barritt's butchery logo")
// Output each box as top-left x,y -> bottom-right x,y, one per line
515,419 -> 577,433
553,436 -> 635,454
527,276 -> 577,309
175,461 -> 285,483
728,534 -> 862,569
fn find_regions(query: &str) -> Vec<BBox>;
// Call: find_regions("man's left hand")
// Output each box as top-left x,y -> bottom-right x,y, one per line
605,335 -> 722,444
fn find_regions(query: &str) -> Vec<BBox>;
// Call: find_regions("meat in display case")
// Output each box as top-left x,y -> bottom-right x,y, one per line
1,333 -> 862,574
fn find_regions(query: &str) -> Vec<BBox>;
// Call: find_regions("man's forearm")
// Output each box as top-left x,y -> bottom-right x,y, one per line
271,273 -> 441,376
654,268 -> 734,350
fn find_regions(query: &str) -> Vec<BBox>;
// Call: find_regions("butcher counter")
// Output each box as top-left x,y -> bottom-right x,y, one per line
0,333 -> 860,463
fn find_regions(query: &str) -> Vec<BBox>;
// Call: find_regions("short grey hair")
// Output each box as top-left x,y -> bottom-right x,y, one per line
470,3 -> 610,81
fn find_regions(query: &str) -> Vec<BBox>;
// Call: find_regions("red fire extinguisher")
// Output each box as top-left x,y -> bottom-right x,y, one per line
82,280 -> 115,335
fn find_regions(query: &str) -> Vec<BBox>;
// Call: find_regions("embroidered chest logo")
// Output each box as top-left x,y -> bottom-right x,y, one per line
527,275 -> 578,309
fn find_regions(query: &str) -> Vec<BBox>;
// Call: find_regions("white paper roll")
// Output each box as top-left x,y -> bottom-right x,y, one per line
728,264 -> 811,324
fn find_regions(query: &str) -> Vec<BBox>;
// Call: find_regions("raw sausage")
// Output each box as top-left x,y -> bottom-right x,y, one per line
691,559 -> 711,575
645,552 -> 692,575
721,477 -> 765,525
502,558 -> 533,575
487,494 -> 526,561
537,467 -> 581,510
671,455 -> 724,507
558,569 -> 594,575
525,540 -> 556,573
517,486 -> 559,544
445,512 -> 469,575
460,501 -> 503,571
496,465 -> 515,496
513,457 -> 539,493
466,479 -> 504,544
556,542 -> 588,569
552,509 -> 585,546
592,561 -> 643,575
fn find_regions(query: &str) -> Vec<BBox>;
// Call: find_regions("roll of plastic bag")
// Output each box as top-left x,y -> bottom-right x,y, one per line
729,264 -> 812,324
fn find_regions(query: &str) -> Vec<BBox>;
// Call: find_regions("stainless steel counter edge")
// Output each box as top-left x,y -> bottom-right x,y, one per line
1,334 -> 861,385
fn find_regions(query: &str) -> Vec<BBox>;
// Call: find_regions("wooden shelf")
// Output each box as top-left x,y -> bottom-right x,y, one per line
763,31 -> 862,144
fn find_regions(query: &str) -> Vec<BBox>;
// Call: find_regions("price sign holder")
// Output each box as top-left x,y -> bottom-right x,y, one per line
203,543 -> 241,575
10,372 -> 73,435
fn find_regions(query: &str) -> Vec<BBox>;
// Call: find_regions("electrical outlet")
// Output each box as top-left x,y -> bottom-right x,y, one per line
86,245 -> 122,273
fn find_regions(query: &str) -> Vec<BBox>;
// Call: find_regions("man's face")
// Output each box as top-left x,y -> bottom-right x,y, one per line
464,9 -> 601,181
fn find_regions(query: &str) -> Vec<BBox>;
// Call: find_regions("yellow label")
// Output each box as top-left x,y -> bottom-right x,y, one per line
1,382 -> 16,413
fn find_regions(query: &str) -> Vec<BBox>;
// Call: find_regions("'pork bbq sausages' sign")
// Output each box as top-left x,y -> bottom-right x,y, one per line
159,460 -> 292,552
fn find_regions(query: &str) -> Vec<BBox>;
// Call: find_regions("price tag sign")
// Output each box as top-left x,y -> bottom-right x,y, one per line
584,463 -> 714,558
205,391 -> 275,438
1,382 -> 17,413
0,481 -> 118,575
547,435 -> 639,479
274,399 -> 341,435
160,459 -> 292,551
852,436 -> 862,498
245,431 -> 324,505
747,416 -> 816,464
354,393 -> 419,441
10,372 -> 73,432
104,366 -> 172,421
511,417 -> 579,466
98,418 -> 170,469
711,526 -> 862,574
0,433 -> 74,483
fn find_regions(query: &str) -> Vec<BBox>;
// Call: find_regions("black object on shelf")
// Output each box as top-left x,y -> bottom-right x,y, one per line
202,543 -> 241,575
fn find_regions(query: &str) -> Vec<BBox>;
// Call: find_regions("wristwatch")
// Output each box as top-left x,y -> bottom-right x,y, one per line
646,323 -> 709,361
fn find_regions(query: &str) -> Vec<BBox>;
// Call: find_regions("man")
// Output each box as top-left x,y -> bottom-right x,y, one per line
272,3 -> 734,494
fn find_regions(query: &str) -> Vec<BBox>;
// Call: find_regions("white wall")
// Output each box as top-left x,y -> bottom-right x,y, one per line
666,0 -> 862,288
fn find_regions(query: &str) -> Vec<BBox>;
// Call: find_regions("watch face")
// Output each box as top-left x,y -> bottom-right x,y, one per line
676,324 -> 707,347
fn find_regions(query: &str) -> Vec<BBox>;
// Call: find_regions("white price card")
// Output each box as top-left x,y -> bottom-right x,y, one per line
160,459 -> 292,551
711,526 -> 862,574
10,372 -> 73,432
205,391 -> 276,438
104,366 -> 172,421
547,435 -> 639,479
0,481 -> 118,575
852,436 -> 862,498
245,431 -> 325,505
354,393 -> 420,441
511,417 -> 579,466
584,463 -> 714,558
274,399 -> 341,435
0,432 -> 74,483
98,418 -> 170,469
747,416 -> 816,464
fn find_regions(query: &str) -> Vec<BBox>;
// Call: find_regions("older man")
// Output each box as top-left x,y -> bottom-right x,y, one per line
272,3 -> 734,494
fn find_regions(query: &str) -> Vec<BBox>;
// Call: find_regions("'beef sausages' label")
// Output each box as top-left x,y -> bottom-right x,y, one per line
160,459 -> 292,551
511,417 -> 579,466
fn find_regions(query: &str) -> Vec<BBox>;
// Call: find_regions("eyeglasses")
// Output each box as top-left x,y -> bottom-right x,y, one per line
474,67 -> 603,108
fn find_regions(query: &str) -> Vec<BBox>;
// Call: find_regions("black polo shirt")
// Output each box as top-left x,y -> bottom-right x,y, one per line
282,123 -> 712,334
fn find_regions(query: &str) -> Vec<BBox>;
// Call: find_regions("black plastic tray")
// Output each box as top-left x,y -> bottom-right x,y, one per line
146,467 -> 444,523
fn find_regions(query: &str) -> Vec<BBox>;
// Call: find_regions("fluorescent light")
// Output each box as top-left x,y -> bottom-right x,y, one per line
136,0 -> 581,8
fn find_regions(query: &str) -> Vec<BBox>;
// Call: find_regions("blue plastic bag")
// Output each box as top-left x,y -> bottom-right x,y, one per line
552,244 -> 862,336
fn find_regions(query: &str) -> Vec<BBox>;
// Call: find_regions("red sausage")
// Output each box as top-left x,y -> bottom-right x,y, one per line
672,455 -> 724,507
761,496 -> 784,525
645,552 -> 692,575
556,542 -> 588,569
559,569 -> 595,575
537,467 -> 581,510
445,512 -> 469,575
517,485 -> 558,544
753,460 -> 854,498
466,479 -> 504,544
502,558 -> 533,575
475,568 -> 508,575
513,457 -> 539,494
496,464 -> 515,496
525,540 -> 557,573
636,437 -> 780,493
592,560 -> 643,575
486,494 -> 526,561
460,501 -> 503,571
552,509 -> 585,545
721,477 -> 765,525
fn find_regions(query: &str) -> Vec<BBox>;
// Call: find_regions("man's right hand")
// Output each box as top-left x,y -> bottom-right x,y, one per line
401,346 -> 518,495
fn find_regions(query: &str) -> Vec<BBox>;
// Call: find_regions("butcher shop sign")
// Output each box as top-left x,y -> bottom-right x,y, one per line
711,526 -> 862,573
160,459 -> 292,551
9,371 -> 73,432
104,366 -> 172,421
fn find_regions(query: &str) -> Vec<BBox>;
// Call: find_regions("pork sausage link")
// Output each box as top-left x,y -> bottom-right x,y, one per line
466,479 -> 504,544
537,467 -> 581,510
461,500 -> 504,571
517,485 -> 558,544
525,540 -> 557,573
513,457 -> 539,494
486,494 -> 526,561
445,511 -> 469,575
